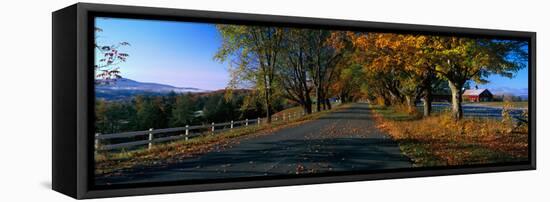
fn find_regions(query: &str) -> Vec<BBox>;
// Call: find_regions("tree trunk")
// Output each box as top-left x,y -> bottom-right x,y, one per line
305,95 -> 313,114
265,89 -> 272,123
405,95 -> 416,113
422,72 -> 434,117
264,73 -> 272,123
316,87 -> 322,112
423,88 -> 432,117
321,95 -> 327,110
325,98 -> 332,110
384,96 -> 390,106
448,80 -> 463,120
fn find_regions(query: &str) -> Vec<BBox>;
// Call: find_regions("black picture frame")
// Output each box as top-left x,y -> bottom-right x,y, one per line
52,3 -> 536,199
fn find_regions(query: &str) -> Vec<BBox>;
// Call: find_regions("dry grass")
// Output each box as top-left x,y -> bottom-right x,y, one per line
273,106 -> 303,116
372,105 -> 528,167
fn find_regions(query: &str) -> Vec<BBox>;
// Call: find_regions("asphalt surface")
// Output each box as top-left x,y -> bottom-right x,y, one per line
96,103 -> 412,185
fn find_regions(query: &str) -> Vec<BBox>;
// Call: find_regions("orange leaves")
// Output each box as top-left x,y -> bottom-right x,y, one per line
349,33 -> 432,76
326,31 -> 349,52
349,32 -> 370,49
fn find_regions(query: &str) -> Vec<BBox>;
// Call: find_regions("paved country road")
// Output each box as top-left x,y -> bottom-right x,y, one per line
96,103 -> 412,185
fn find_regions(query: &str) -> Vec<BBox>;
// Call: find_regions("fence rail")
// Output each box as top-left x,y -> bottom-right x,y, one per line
416,104 -> 527,119
95,110 -> 316,152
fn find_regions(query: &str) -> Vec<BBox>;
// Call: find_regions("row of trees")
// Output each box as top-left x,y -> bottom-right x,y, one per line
95,91 -> 289,134
94,25 -> 527,133
215,26 -> 527,121
349,33 -> 527,119
215,27 -> 350,123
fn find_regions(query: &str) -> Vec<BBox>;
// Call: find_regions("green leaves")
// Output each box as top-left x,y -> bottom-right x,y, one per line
170,94 -> 194,127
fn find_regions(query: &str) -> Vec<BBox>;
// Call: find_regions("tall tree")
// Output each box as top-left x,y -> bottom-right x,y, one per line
331,63 -> 365,103
215,25 -> 284,123
279,29 -> 314,114
350,33 -> 410,106
308,30 -> 344,111
327,32 -> 364,103
393,35 -> 439,114
431,37 -> 527,120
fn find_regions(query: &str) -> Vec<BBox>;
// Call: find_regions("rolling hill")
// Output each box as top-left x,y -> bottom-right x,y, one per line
95,78 -> 207,100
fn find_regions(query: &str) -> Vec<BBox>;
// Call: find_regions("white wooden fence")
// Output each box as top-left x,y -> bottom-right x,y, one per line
95,110 -> 317,152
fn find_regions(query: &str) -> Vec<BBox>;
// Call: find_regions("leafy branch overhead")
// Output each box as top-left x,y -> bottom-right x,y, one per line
94,27 -> 131,83
215,26 -> 527,121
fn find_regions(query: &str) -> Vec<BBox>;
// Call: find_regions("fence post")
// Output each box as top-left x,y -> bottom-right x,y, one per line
283,113 -> 286,121
94,133 -> 100,154
288,113 -> 291,120
258,117 -> 261,125
211,122 -> 215,134
245,119 -> 248,126
185,125 -> 189,141
230,120 -> 234,130
148,128 -> 153,150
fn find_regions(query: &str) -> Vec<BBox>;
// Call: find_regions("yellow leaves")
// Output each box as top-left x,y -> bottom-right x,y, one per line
350,33 -> 433,77
349,33 -> 370,49
326,31 -> 348,51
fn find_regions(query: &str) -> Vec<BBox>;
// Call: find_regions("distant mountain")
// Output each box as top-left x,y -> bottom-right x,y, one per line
95,78 -> 207,100
489,87 -> 529,99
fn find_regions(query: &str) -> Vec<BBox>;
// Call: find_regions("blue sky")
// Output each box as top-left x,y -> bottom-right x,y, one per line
95,17 -> 529,93
476,44 -> 529,95
95,17 -> 229,90
476,68 -> 528,95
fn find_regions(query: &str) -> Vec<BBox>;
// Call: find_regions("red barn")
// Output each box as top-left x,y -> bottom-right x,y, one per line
463,89 -> 493,102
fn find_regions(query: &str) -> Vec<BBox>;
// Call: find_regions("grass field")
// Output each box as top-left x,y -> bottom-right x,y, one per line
371,105 -> 529,167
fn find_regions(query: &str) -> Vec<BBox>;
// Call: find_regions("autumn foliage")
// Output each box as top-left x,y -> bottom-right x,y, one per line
345,33 -> 527,119
374,107 -> 528,166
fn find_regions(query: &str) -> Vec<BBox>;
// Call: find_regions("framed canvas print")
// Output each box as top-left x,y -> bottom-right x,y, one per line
52,3 -> 536,199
